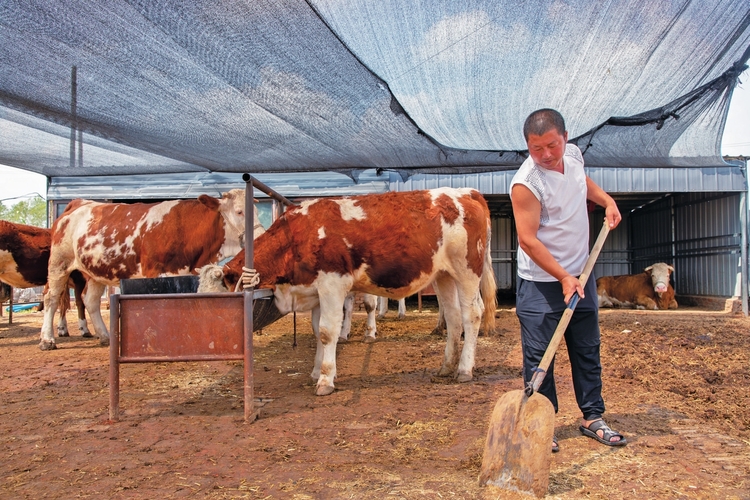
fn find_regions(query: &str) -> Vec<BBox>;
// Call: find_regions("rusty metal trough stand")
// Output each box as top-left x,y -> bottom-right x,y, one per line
108,174 -> 295,423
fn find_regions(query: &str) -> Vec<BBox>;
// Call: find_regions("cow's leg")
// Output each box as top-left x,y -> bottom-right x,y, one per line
339,295 -> 354,342
636,295 -> 658,310
83,281 -> 110,345
431,307 -> 447,336
40,277 -> 67,350
311,306 -> 324,380
396,298 -> 406,319
376,296 -> 388,319
71,273 -> 92,337
597,291 -> 614,308
314,277 -> 349,396
432,275 -> 462,378
362,293 -> 377,342
455,277 -> 484,383
57,287 -> 70,337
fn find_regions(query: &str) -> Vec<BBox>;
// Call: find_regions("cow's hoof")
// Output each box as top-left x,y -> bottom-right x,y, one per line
315,384 -> 335,396
337,337 -> 348,343
39,341 -> 57,351
436,366 -> 454,377
57,331 -> 70,337
456,372 -> 473,383
81,332 -> 94,338
99,337 -> 110,347
363,335 -> 377,344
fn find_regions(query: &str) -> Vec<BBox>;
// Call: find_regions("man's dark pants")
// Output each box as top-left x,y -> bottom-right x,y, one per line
515,277 -> 605,421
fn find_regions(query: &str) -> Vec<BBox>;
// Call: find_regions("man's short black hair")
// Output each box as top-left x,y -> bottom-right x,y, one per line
523,109 -> 566,141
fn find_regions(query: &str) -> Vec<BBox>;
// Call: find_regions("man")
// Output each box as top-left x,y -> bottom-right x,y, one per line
510,108 -> 626,452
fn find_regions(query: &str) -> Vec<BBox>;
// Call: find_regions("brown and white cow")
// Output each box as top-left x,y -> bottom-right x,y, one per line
0,220 -> 90,336
39,190 -> 246,350
596,262 -> 678,310
197,204 -> 384,344
221,187 -> 497,396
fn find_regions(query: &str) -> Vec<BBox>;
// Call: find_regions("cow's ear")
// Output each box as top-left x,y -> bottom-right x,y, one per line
644,265 -> 653,273
198,194 -> 220,210
668,265 -> 674,272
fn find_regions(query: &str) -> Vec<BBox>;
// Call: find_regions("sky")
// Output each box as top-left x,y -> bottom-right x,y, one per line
1,71 -> 748,207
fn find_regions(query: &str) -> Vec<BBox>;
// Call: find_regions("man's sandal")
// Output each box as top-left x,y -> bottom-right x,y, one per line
579,420 -> 627,446
552,435 -> 559,453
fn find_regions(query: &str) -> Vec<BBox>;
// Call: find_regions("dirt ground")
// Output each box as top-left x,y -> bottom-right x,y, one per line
1,298 -> 749,500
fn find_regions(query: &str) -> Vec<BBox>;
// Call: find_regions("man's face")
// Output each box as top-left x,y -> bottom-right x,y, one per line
526,128 -> 568,171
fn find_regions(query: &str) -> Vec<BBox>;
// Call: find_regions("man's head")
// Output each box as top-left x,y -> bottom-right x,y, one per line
523,109 -> 568,171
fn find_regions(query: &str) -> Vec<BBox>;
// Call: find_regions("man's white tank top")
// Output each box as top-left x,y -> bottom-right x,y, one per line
510,144 -> 589,282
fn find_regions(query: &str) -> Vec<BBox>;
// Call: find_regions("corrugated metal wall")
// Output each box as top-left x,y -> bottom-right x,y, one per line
589,210 -> 631,279
46,168 -> 747,300
491,216 -> 515,294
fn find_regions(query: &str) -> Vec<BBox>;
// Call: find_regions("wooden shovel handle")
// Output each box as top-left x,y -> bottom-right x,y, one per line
527,220 -> 610,395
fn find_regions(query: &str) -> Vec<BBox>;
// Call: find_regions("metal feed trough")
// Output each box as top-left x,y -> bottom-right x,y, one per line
109,175 -> 295,422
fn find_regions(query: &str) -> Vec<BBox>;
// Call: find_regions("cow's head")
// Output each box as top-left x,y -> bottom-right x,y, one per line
644,263 -> 674,294
199,188 -> 246,249
221,256 -> 243,291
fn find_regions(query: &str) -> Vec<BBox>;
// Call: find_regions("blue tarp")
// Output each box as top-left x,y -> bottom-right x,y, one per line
0,1 -> 748,179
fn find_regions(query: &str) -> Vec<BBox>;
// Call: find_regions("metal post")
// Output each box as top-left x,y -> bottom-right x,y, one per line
109,294 -> 120,421
243,174 -> 256,421
741,191 -> 748,316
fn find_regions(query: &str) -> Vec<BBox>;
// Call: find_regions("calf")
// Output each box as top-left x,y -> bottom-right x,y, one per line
39,190 -> 246,350
597,262 -> 678,310
0,220 -> 90,336
222,187 -> 497,396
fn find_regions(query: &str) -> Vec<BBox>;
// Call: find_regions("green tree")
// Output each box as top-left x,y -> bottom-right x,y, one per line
0,197 -> 47,227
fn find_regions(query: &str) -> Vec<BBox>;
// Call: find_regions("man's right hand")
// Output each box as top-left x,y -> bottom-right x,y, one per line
561,275 -> 584,304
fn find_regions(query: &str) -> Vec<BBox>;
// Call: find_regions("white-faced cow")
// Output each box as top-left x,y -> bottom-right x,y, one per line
39,190 -> 246,350
221,187 -> 497,396
596,262 -> 678,310
0,220 -> 90,336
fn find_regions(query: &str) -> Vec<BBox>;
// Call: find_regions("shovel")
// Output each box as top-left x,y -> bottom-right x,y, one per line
478,220 -> 610,497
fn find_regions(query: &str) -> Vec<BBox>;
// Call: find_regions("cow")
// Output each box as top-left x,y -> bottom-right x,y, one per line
38,189 -> 246,350
197,206 -> 385,344
196,264 -> 229,293
596,262 -> 678,310
0,220 -> 90,336
221,187 -> 497,396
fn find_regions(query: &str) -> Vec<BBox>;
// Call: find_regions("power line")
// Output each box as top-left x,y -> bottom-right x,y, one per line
0,193 -> 45,203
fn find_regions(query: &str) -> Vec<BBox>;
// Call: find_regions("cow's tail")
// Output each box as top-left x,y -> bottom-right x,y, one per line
480,224 -> 497,334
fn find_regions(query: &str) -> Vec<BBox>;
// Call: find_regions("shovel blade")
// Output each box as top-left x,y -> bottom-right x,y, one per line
479,390 -> 555,498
